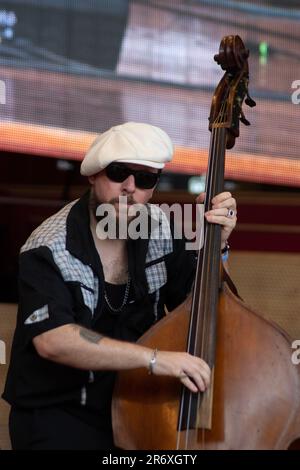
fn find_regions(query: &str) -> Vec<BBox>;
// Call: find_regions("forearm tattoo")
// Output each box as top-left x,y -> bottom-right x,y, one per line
79,327 -> 104,344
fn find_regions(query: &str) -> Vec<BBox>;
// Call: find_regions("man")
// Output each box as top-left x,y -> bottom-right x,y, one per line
3,122 -> 237,450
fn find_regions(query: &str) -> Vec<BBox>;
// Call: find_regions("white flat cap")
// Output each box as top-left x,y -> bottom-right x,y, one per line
80,122 -> 173,176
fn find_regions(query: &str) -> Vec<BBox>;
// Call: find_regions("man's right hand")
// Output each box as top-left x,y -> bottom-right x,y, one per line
151,350 -> 211,393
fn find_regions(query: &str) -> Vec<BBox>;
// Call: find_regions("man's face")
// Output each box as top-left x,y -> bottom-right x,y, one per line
89,163 -> 159,221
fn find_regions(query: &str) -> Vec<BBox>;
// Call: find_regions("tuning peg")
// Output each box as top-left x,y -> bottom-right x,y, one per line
245,93 -> 256,108
240,110 -> 250,126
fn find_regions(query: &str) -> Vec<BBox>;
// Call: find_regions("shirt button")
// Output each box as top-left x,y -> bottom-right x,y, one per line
31,313 -> 37,321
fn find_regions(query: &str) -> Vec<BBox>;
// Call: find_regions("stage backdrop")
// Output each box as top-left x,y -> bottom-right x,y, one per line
0,0 -> 300,186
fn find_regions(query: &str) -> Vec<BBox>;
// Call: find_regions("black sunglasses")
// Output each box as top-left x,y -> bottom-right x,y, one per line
105,163 -> 160,190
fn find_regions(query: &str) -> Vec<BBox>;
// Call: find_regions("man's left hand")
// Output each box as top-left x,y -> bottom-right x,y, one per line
196,192 -> 237,249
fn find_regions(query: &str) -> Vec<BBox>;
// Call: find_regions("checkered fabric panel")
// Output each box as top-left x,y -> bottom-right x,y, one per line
146,204 -> 173,264
20,200 -> 98,316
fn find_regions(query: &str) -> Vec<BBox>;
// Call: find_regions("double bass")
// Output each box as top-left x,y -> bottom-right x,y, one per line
112,36 -> 300,450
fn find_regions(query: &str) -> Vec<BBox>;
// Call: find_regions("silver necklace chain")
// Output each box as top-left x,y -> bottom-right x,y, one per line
104,276 -> 131,313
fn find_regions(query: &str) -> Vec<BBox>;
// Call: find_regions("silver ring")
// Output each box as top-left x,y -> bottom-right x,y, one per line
227,208 -> 235,218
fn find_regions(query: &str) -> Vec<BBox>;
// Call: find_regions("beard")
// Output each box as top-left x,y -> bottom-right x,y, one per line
89,190 -> 141,239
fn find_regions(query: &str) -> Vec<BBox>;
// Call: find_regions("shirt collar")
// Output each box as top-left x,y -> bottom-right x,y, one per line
66,190 -> 97,269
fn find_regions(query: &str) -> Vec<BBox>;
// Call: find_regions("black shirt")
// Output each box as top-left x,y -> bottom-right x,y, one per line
3,191 -> 196,431
63,281 -> 136,431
